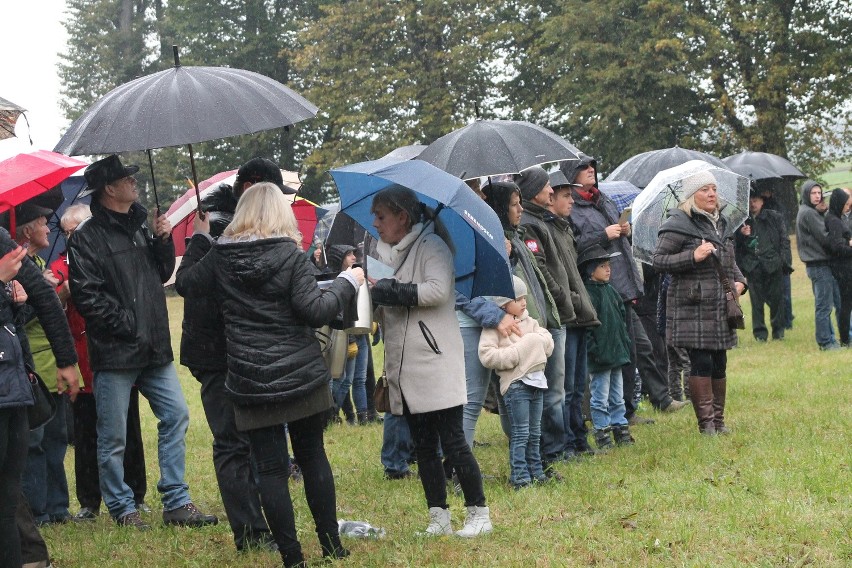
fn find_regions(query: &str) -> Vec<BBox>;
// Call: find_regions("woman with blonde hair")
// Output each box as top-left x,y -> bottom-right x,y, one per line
653,171 -> 746,435
176,183 -> 364,567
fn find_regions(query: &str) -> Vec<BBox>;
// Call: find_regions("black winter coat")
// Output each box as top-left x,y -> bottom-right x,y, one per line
178,183 -> 237,371
176,235 -> 357,406
68,200 -> 175,371
735,208 -> 791,275
0,227 -> 77,409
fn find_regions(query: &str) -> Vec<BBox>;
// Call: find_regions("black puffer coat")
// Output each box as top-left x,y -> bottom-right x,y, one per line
68,200 -> 175,371
176,235 -> 356,406
178,183 -> 237,371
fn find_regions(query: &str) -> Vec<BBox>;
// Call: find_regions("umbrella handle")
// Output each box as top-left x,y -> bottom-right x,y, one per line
187,144 -> 205,220
147,150 -> 161,216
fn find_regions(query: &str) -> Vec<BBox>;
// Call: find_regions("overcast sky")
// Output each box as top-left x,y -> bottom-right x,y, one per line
1,0 -> 69,160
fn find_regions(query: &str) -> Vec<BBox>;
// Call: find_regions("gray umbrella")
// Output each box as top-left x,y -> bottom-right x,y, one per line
727,163 -> 782,182
722,151 -> 805,178
54,47 -> 318,213
380,144 -> 426,161
417,119 -> 580,180
605,146 -> 728,189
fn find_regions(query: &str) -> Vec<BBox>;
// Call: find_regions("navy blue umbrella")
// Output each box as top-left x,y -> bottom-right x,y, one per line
330,157 -> 514,298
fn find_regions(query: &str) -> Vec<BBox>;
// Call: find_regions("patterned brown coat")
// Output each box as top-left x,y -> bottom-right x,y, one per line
652,209 -> 746,351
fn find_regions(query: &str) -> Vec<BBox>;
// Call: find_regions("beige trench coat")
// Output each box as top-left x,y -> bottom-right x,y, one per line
378,231 -> 466,415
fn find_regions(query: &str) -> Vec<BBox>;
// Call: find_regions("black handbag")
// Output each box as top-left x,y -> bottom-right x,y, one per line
27,368 -> 57,430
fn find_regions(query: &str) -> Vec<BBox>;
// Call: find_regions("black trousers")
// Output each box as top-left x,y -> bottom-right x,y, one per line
747,269 -> 785,340
192,369 -> 270,550
16,491 -> 48,567
405,404 -> 485,509
1,407 -> 28,568
73,390 -> 147,510
636,310 -> 676,409
622,303 -> 674,414
247,412 -> 338,562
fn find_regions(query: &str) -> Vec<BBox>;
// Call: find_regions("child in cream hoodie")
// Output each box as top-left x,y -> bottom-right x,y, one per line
478,276 -> 554,489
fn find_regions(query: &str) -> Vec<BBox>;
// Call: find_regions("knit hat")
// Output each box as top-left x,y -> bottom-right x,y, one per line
515,166 -> 550,201
679,170 -> 717,200
487,275 -> 529,307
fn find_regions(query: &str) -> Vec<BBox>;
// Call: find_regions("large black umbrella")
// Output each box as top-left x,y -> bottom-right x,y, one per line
727,163 -> 782,182
417,119 -> 580,180
605,146 -> 728,189
54,47 -> 318,213
722,151 -> 805,178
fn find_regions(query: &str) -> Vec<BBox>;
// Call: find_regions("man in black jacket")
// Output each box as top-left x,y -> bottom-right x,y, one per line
736,190 -> 793,341
68,155 -> 217,530
178,157 -> 293,550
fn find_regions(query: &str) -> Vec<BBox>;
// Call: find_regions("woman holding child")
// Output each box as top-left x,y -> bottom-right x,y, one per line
653,171 -> 746,435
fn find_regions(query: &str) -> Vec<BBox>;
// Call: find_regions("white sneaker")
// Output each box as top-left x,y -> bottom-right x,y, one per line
455,505 -> 492,538
417,506 -> 453,536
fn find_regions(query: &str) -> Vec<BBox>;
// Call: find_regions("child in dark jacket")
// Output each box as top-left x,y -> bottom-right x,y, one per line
579,244 -> 634,449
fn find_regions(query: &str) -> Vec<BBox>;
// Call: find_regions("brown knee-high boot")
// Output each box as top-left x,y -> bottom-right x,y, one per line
712,378 -> 730,434
688,376 -> 715,435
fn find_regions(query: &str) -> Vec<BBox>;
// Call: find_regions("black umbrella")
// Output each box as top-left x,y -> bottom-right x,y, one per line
417,119 -> 580,180
727,163 -> 782,182
722,151 -> 805,178
604,146 -> 728,189
54,47 -> 318,213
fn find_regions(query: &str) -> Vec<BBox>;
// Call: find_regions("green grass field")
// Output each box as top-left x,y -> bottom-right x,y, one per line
821,160 -> 852,189
40,237 -> 851,567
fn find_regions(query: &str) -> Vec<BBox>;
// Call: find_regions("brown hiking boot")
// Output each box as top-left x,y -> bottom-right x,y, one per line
116,510 -> 150,530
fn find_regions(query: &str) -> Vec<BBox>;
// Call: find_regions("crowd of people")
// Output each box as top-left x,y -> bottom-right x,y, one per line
0,150 -> 850,568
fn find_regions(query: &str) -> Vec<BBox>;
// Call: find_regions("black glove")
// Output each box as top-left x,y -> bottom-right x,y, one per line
371,279 -> 419,307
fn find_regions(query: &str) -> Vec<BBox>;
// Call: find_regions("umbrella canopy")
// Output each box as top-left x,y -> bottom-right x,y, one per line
417,119 -> 581,180
598,180 -> 641,214
0,150 -> 88,212
726,163 -> 782,182
0,96 -> 27,141
722,151 -> 805,178
381,144 -> 426,161
605,146 -> 728,189
330,157 -> 514,298
165,168 -> 310,254
54,67 -> 318,156
631,160 -> 750,264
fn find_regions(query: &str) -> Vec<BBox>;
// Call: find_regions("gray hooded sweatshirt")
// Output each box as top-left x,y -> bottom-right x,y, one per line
795,180 -> 832,265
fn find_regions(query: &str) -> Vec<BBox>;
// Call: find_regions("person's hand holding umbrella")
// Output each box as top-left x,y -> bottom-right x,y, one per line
192,209 -> 210,235
154,213 -> 173,241
0,245 -> 27,283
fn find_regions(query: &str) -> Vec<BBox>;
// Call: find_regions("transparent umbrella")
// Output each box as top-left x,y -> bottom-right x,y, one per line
631,160 -> 750,264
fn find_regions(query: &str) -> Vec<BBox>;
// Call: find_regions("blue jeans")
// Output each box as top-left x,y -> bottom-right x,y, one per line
589,367 -> 628,431
503,382 -> 545,486
540,326 -> 567,462
563,328 -> 589,451
805,265 -> 838,347
94,363 -> 191,519
349,335 -> 369,413
380,413 -> 414,475
461,327 -> 493,448
22,393 -> 69,523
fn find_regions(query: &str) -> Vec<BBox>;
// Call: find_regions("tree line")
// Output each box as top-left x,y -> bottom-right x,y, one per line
59,0 -> 851,207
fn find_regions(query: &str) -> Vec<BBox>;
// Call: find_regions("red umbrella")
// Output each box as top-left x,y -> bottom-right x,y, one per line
0,150 -> 88,233
166,168 -> 323,254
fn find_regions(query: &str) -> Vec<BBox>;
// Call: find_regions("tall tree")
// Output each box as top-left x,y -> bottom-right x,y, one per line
500,0 -> 714,173
687,0 -> 851,174
293,0 -> 499,200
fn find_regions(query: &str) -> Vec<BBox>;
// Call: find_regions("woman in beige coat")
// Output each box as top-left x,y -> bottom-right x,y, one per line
370,185 -> 492,538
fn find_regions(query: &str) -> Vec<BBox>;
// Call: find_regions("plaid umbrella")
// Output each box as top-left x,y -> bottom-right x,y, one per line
599,180 -> 641,214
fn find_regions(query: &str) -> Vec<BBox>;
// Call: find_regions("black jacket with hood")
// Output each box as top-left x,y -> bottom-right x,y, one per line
824,189 -> 852,281
68,199 -> 175,371
176,235 -> 357,406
